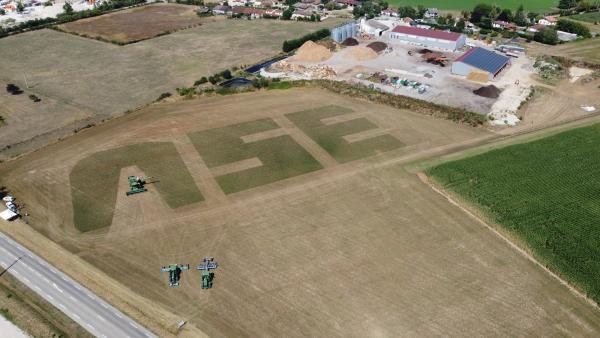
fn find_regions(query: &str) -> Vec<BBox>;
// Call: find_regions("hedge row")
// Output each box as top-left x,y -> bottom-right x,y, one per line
282,28 -> 330,52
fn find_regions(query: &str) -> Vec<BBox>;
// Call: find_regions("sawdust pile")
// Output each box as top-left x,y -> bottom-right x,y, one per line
473,85 -> 501,98
272,61 -> 336,79
342,37 -> 359,46
291,41 -> 332,62
344,46 -> 378,61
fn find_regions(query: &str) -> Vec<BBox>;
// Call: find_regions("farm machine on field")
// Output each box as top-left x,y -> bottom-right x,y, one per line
161,264 -> 190,287
197,257 -> 218,289
126,176 -> 154,196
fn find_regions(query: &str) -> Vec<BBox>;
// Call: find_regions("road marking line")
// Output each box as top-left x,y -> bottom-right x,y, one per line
97,315 -> 106,321
42,277 -> 49,283
86,324 -> 95,331
145,333 -> 154,338
114,312 -> 123,318
53,283 -> 64,293
69,295 -> 77,302
34,286 -> 41,292
101,303 -> 108,309
22,277 -> 30,284
75,285 -> 82,290
62,276 -> 69,282
129,322 -> 139,329
25,265 -> 34,272
46,294 -> 54,301
58,303 -> 66,310
72,313 -> 80,320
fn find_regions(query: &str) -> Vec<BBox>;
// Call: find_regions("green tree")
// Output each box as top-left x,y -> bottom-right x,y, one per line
558,0 -> 577,9
470,3 -> 493,23
0,8 -> 5,15
497,8 -> 513,22
534,27 -> 558,44
514,5 -> 527,26
397,6 -> 416,18
16,1 -> 24,13
282,7 -> 292,20
63,1 -> 73,15
556,18 -> 591,37
453,18 -> 466,32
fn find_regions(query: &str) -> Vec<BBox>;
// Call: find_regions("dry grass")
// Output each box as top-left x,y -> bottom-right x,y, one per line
58,4 -> 205,44
0,17 -> 346,159
2,89 -> 600,336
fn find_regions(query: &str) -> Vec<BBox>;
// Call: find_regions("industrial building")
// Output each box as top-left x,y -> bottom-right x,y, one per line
388,26 -> 466,51
360,18 -> 389,36
452,47 -> 511,81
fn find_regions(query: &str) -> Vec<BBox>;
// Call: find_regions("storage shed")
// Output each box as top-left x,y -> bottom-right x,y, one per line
388,26 -> 466,51
452,47 -> 511,81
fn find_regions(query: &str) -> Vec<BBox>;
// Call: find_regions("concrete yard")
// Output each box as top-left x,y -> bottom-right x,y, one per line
1,89 -> 600,336
269,34 -> 535,119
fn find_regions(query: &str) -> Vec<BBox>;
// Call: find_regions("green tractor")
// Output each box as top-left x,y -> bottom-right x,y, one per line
160,264 -> 190,287
126,176 -> 153,196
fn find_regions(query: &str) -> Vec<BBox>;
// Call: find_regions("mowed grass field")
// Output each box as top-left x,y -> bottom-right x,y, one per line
286,105 -> 404,163
59,3 -> 204,44
188,118 -> 323,194
428,123 -> 600,303
71,142 -> 203,232
387,0 -> 557,11
0,16 -> 346,159
569,11 -> 600,23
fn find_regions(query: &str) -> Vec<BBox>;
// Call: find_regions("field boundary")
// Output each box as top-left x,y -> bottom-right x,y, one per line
417,172 -> 600,312
52,21 -> 204,46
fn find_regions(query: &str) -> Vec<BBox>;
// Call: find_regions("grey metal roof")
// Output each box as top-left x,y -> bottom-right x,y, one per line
456,47 -> 510,74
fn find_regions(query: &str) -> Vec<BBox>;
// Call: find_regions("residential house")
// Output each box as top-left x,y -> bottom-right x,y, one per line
292,9 -> 313,20
232,6 -> 266,18
381,8 -> 398,17
228,0 -> 246,7
333,0 -> 358,11
493,20 -> 517,31
424,8 -> 438,19
538,15 -> 558,26
265,8 -> 283,17
212,5 -> 232,15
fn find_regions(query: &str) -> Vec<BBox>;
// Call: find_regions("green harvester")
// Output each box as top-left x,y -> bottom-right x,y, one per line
126,176 -> 152,196
160,264 -> 190,287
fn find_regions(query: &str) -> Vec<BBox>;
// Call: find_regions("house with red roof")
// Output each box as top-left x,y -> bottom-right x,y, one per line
388,26 -> 466,51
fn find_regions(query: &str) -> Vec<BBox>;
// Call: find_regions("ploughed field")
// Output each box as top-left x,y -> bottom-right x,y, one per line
1,89 -> 600,336
58,4 -> 204,44
428,123 -> 600,304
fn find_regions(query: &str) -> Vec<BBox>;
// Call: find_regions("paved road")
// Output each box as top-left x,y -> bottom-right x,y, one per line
0,231 -> 157,338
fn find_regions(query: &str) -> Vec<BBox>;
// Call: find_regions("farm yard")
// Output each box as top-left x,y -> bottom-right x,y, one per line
428,123 -> 600,304
58,3 -> 206,44
1,89 -> 600,336
386,0 -> 558,11
0,16 -> 346,160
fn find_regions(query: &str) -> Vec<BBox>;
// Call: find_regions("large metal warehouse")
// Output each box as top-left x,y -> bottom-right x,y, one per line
451,47 -> 511,81
388,26 -> 466,51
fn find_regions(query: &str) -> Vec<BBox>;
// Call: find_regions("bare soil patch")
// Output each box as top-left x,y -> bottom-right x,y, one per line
58,3 -> 204,44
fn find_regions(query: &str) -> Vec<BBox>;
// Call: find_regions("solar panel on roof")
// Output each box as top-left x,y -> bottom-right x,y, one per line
458,48 -> 510,74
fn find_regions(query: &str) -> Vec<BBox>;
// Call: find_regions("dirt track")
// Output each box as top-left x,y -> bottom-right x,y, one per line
1,89 -> 600,336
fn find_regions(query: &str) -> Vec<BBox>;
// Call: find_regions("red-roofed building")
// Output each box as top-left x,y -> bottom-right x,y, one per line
389,26 -> 466,51
232,6 -> 266,18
